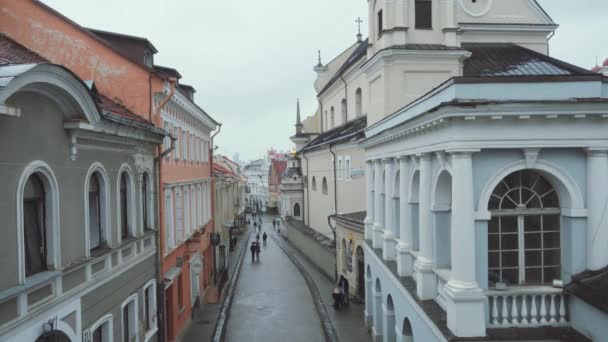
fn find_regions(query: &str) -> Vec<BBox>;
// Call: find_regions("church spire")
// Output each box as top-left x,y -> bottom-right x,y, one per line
313,50 -> 327,73
295,98 -> 303,135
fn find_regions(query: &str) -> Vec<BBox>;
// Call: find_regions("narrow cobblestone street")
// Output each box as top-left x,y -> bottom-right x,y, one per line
225,216 -> 325,342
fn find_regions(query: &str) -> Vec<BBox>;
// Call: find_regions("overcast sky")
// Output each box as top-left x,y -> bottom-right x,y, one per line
41,0 -> 608,162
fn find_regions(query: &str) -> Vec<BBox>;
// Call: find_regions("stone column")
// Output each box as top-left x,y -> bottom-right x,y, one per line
383,157 -> 396,260
395,156 -> 413,276
373,159 -> 384,249
445,150 -> 485,337
414,153 -> 436,299
586,149 -> 608,269
365,160 -> 374,241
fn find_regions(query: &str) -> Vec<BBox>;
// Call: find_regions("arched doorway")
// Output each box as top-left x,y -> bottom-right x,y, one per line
357,246 -> 365,299
402,317 -> 414,342
35,330 -> 71,342
385,295 -> 396,342
433,170 -> 452,268
293,203 -> 301,217
373,278 -> 383,339
488,170 -> 561,286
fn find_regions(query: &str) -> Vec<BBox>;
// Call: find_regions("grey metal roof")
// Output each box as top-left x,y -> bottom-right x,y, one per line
462,43 -> 594,77
318,39 -> 369,96
300,115 -> 367,152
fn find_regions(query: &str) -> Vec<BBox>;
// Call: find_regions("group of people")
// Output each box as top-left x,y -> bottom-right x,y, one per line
250,212 -> 268,262
332,275 -> 350,309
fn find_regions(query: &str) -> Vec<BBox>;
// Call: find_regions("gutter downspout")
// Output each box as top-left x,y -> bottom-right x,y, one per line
547,31 -> 555,56
210,124 -> 222,285
153,78 -> 176,342
303,153 -> 310,226
328,144 -> 338,281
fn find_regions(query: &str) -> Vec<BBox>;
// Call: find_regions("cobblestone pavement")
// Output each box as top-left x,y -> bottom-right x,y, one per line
224,215 -> 325,342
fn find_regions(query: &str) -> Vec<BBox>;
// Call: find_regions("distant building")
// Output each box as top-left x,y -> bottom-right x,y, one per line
243,159 -> 269,212
267,159 -> 288,214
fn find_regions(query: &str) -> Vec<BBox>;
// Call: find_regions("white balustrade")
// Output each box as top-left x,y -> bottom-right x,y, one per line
487,287 -> 569,327
435,275 -> 448,310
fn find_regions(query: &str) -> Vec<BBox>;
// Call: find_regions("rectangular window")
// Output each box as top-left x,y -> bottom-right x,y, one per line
415,0 -> 433,29
175,189 -> 183,243
346,157 -> 351,180
163,121 -> 170,154
182,131 -> 187,160
174,126 -> 180,160
190,134 -> 195,161
143,283 -> 156,333
378,10 -> 383,34
184,188 -> 190,237
337,158 -> 343,180
165,191 -> 174,253
177,274 -> 184,308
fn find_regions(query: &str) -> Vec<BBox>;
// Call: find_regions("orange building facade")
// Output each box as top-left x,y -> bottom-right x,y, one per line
0,1 -> 219,341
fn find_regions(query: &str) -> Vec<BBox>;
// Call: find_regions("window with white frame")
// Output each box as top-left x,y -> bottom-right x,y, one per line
175,188 -> 183,243
184,187 -> 190,238
143,280 -> 157,337
174,126 -> 180,160
182,131 -> 187,160
337,157 -> 343,180
191,186 -> 196,232
190,134 -> 195,161
163,121 -> 170,155
164,190 -> 174,253
197,185 -> 202,227
23,172 -> 50,277
88,171 -> 107,251
345,156 -> 351,181
119,171 -> 134,240
121,294 -> 138,342
488,170 -> 561,286
90,314 -> 112,342
142,172 -> 152,231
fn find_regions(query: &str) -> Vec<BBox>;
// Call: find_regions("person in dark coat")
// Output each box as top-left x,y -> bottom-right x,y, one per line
255,242 -> 261,261
256,233 -> 260,242
339,275 -> 350,305
250,243 -> 257,263
262,232 -> 268,246
272,220 -> 276,229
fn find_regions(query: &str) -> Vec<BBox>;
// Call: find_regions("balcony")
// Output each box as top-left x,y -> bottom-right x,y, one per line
487,286 -> 568,328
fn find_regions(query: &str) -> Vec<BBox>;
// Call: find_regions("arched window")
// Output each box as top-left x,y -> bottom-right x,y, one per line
88,172 -> 105,250
90,314 -> 113,342
355,88 -> 362,116
142,172 -> 152,231
293,203 -> 301,217
386,295 -> 396,342
322,177 -> 328,195
312,177 -> 317,191
341,98 -> 347,124
330,107 -> 335,128
324,111 -> 328,132
402,318 -> 414,342
23,173 -> 48,277
488,170 -> 561,286
119,172 -> 132,239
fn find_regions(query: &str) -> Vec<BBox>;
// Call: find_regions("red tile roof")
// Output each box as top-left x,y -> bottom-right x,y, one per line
0,34 -> 150,125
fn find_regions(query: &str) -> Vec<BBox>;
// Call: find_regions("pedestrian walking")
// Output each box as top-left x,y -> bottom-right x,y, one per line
255,242 -> 261,261
256,233 -> 260,242
262,232 -> 267,246
253,221 -> 257,229
272,220 -> 276,229
339,275 -> 350,305
250,242 -> 256,263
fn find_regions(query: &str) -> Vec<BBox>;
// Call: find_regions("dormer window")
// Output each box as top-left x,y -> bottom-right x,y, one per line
415,0 -> 433,29
377,10 -> 383,36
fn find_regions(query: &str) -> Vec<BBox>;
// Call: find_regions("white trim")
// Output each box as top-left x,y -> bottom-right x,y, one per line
117,164 -> 137,243
476,159 -> 585,213
16,160 -> 61,285
164,189 -> 175,254
88,313 -> 113,342
120,293 -> 139,342
142,279 -> 158,342
84,162 -> 112,255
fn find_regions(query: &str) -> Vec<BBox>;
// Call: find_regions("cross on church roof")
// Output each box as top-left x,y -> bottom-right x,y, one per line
356,17 -> 363,42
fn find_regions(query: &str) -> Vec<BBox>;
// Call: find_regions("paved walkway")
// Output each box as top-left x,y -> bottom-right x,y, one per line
225,215 -> 325,342
182,225 -> 251,342
272,232 -> 372,342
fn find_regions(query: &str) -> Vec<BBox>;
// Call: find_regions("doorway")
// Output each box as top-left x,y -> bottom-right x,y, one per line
357,246 -> 365,299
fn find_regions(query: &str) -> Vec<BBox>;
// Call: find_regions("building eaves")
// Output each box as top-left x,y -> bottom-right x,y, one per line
300,115 -> 367,153
87,28 -> 158,53
318,38 -> 369,96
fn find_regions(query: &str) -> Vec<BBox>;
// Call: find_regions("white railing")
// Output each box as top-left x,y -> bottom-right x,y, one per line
487,287 -> 568,327
435,276 -> 448,310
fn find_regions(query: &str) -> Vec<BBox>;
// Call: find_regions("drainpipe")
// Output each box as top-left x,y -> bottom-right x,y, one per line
210,124 -> 222,285
327,214 -> 338,281
152,78 -> 176,342
303,153 -> 311,226
547,31 -> 555,56
328,144 -> 338,281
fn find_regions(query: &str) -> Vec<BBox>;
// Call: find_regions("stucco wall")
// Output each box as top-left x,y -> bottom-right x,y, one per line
285,221 -> 335,280
569,297 -> 608,342
301,150 -> 335,237
336,224 -> 365,299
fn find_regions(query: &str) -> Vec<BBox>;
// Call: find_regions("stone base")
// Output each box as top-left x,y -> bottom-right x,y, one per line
445,283 -> 486,337
382,235 -> 396,261
372,226 -> 383,249
395,243 -> 413,277
414,259 -> 437,300
364,309 -> 373,328
371,327 -> 383,342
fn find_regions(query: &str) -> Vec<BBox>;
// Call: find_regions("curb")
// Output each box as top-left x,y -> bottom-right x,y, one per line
271,235 -> 340,342
211,230 -> 252,342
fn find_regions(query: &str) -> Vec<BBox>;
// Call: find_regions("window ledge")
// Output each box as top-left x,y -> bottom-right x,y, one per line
0,271 -> 61,303
485,285 -> 563,296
